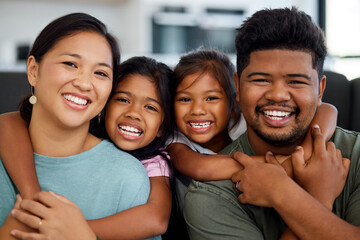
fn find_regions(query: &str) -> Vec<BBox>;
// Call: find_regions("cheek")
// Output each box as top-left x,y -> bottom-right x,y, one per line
98,82 -> 112,104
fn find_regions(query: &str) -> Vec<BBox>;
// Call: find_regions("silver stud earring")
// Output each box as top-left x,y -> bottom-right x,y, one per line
29,86 -> 37,105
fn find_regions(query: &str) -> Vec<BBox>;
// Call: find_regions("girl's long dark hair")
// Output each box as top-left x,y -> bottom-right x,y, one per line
94,56 -> 175,161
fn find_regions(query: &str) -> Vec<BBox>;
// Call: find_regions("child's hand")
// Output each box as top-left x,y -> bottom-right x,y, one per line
291,125 -> 350,210
231,151 -> 290,207
10,191 -> 96,240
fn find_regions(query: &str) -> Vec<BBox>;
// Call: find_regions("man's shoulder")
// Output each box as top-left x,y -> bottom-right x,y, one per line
333,127 -> 360,159
220,132 -> 253,155
187,179 -> 239,205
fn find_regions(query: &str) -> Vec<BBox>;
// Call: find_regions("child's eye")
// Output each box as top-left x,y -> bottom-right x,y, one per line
115,98 -> 129,103
177,97 -> 191,102
63,62 -> 77,68
206,96 -> 219,101
145,105 -> 158,112
95,71 -> 109,78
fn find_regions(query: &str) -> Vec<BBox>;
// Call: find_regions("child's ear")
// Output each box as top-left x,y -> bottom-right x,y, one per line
27,56 -> 39,87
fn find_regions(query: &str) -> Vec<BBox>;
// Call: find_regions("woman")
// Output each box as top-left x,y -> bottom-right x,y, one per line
0,13 -> 150,239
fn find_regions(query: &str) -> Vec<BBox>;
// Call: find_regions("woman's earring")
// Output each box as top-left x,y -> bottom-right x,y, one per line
98,112 -> 101,125
29,86 -> 37,105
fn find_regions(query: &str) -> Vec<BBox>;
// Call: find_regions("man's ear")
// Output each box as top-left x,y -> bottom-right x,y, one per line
234,72 -> 240,102
317,75 -> 326,106
27,56 -> 39,87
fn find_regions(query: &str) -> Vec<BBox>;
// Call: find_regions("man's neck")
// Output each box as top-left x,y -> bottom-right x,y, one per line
247,129 -> 303,156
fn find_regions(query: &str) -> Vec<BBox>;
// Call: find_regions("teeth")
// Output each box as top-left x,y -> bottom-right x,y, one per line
263,110 -> 291,120
118,125 -> 142,136
63,94 -> 88,105
190,122 -> 211,128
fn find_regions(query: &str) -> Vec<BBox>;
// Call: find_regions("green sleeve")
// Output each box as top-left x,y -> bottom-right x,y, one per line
184,180 -> 265,240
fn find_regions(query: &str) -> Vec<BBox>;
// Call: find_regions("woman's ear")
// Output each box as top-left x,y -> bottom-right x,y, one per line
27,56 -> 39,87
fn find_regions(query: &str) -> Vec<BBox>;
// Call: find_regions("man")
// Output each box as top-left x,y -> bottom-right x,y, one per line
184,7 -> 360,239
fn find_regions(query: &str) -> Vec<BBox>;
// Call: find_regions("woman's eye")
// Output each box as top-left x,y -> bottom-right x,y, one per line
63,62 -> 77,68
95,71 -> 109,78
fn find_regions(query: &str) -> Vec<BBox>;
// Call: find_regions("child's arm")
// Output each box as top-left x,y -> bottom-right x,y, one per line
167,143 -> 243,181
299,103 -> 338,161
88,176 -> 171,240
0,112 -> 40,199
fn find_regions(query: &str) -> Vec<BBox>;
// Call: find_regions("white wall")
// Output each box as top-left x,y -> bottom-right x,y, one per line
0,0 -> 318,70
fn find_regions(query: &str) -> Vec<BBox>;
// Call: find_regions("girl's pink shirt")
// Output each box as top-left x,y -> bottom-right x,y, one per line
141,153 -> 170,177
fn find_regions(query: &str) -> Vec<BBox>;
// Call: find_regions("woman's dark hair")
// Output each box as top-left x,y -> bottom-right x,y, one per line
96,56 -> 175,161
173,48 -> 240,122
20,12 -> 120,123
235,7 -> 327,80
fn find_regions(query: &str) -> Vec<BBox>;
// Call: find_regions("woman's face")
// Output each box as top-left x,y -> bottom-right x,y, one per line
28,31 -> 113,129
105,74 -> 164,151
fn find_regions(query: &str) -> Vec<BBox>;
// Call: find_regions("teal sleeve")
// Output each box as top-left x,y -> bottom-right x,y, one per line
184,180 -> 265,240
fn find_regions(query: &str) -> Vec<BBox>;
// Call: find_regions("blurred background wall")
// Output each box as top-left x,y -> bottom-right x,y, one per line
0,0 -> 359,78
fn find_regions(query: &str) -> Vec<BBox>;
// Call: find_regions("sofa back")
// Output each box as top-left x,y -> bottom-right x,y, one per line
0,71 -> 29,114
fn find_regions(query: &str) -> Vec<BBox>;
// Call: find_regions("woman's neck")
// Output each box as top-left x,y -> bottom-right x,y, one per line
28,113 -> 99,157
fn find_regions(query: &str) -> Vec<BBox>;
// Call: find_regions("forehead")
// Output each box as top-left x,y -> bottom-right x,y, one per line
45,31 -> 112,59
244,49 -> 317,77
177,72 -> 224,91
117,74 -> 160,97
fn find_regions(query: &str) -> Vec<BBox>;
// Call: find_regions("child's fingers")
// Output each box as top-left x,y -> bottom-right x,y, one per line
342,157 -> 350,175
291,146 -> 305,170
232,152 -> 253,167
14,194 -> 23,209
264,152 -> 280,165
311,124 -> 326,156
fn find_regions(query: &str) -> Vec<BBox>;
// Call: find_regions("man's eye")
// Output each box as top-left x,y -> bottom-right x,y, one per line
252,79 -> 269,83
289,80 -> 307,85
63,62 -> 77,68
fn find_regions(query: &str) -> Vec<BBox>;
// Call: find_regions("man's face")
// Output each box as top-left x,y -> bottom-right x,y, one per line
236,49 -> 325,151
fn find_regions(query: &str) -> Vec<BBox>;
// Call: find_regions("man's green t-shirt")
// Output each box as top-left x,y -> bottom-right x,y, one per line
184,127 -> 360,240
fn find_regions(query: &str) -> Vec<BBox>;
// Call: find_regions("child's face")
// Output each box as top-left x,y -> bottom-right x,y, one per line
174,72 -> 230,151
105,74 -> 164,151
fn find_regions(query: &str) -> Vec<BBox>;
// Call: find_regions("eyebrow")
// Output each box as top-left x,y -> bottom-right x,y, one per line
247,72 -> 311,80
176,89 -> 223,95
114,90 -> 162,105
61,53 -> 112,70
